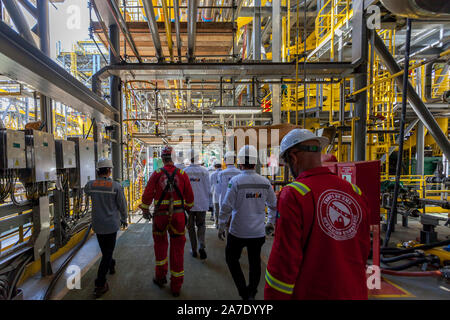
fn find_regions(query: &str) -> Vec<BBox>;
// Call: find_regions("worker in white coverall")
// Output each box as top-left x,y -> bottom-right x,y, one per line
209,160 -> 222,224
218,145 -> 277,300
215,151 -> 241,229
184,149 -> 211,260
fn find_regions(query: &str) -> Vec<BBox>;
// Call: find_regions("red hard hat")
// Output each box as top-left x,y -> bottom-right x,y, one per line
161,146 -> 173,157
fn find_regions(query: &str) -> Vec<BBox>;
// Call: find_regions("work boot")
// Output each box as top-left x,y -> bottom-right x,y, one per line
153,277 -> 167,288
109,260 -> 116,275
190,250 -> 198,258
172,291 -> 180,297
94,282 -> 109,298
199,248 -> 207,260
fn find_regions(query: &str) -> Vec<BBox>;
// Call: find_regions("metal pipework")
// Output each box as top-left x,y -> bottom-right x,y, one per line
17,0 -> 37,18
106,0 -> 142,63
174,0 -> 182,62
161,0 -> 174,62
370,29 -> 450,160
142,0 -> 164,63
90,0 -> 120,61
187,0 -> 198,63
2,0 -> 37,47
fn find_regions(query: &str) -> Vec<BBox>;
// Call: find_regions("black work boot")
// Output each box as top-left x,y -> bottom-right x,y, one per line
190,250 -> 198,258
109,260 -> 116,275
94,282 -> 109,298
153,277 -> 167,288
172,291 -> 180,297
199,248 -> 207,260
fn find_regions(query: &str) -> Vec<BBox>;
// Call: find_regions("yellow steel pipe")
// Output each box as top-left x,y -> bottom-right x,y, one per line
161,0 -> 174,62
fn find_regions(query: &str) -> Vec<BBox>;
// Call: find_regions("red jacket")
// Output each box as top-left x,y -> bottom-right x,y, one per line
264,166 -> 371,300
141,165 -> 194,211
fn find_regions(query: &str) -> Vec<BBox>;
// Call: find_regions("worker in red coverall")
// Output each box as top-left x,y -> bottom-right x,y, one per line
140,146 -> 194,297
264,129 -> 371,300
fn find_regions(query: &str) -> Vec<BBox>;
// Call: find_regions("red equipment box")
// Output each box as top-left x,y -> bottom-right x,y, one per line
336,161 -> 381,226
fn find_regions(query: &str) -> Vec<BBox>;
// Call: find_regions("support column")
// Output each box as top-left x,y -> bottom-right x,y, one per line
110,24 -> 123,181
272,0 -> 281,125
37,0 -> 53,134
252,0 -> 261,60
352,0 -> 368,161
416,122 -> 425,175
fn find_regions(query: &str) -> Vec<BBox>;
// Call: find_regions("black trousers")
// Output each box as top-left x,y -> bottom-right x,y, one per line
95,232 -> 117,287
225,233 -> 265,299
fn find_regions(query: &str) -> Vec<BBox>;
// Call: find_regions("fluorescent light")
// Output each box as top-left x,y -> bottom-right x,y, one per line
211,107 -> 263,114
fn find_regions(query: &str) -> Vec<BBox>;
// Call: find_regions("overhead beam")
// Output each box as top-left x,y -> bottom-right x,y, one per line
0,21 -> 117,124
93,62 -> 355,82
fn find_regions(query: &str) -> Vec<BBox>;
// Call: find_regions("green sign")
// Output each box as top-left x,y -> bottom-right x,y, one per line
13,143 -> 20,148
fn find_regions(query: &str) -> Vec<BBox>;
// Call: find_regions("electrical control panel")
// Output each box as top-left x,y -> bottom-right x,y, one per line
68,137 -> 96,188
55,140 -> 76,169
0,129 -> 26,169
24,130 -> 57,182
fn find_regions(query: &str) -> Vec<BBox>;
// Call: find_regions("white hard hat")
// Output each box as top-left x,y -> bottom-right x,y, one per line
237,145 -> 258,165
280,129 -> 329,158
213,160 -> 221,167
97,158 -> 114,169
224,151 -> 236,165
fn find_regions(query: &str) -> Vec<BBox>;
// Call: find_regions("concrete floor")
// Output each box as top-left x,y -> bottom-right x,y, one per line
21,213 -> 450,300
63,217 -> 269,300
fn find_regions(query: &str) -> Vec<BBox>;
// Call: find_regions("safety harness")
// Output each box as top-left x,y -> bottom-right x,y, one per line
153,168 -> 186,236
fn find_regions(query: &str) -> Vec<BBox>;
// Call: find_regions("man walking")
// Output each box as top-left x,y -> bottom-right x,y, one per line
209,160 -> 222,223
264,129 -> 371,300
219,145 -> 277,300
184,149 -> 211,260
84,159 -> 128,298
140,146 -> 194,297
216,151 -> 241,229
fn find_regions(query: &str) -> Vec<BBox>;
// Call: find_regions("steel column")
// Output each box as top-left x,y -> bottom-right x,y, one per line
352,0 -> 368,161
271,0 -> 281,124
110,24 -> 123,180
370,29 -> 450,160
252,0 -> 261,60
187,0 -> 198,63
2,0 -> 37,46
37,0 -> 52,134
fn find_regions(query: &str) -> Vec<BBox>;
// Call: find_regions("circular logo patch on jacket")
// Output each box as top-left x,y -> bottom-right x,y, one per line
317,189 -> 362,241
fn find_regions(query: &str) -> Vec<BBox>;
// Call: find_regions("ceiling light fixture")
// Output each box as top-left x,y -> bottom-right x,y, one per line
211,106 -> 263,114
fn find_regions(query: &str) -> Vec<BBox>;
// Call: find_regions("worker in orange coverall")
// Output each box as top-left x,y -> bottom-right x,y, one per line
140,146 -> 194,297
264,129 -> 371,300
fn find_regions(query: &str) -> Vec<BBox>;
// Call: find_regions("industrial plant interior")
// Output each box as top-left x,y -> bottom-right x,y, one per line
0,0 -> 449,302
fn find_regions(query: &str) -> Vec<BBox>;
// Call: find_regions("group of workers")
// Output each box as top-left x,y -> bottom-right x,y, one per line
86,128 -> 371,300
